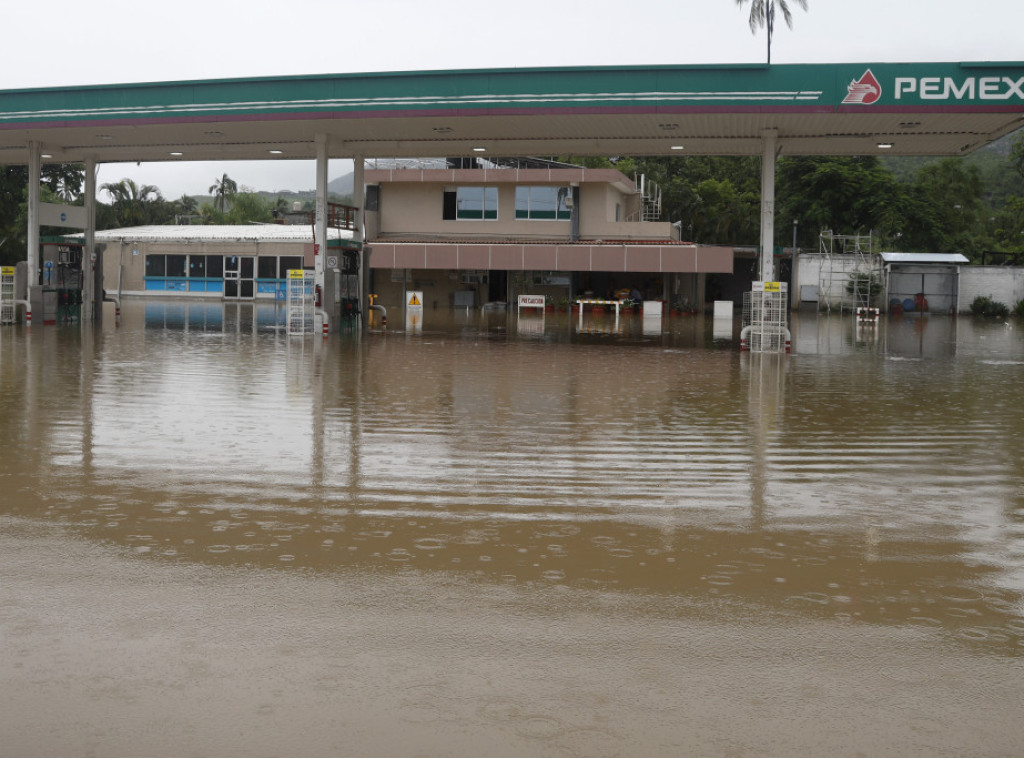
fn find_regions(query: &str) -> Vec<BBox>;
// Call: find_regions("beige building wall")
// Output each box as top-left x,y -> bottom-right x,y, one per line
372,172 -> 674,244
100,239 -> 315,296
369,268 -> 491,312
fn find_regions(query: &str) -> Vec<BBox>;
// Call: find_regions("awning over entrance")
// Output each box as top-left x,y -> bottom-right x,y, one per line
368,242 -> 733,273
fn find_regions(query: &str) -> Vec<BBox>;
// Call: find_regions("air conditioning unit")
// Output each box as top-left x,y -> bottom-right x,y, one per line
461,273 -> 487,285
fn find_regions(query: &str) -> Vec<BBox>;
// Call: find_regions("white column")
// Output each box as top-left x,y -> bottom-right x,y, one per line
27,141 -> 40,284
83,157 -> 97,323
352,155 -> 365,326
314,135 -> 329,295
759,128 -> 778,284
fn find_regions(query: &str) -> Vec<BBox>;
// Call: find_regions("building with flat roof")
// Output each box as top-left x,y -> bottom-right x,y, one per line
363,159 -> 733,311
92,224 -> 356,301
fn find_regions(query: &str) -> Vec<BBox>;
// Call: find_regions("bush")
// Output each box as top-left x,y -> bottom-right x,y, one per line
970,295 -> 1010,319
845,272 -> 883,302
1014,299 -> 1024,319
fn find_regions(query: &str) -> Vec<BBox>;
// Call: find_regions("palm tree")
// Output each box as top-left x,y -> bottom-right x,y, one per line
100,178 -> 162,227
209,173 -> 238,213
735,0 -> 807,64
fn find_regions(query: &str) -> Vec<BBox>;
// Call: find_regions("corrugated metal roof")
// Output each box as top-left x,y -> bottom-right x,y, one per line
880,252 -> 969,264
79,225 -> 353,243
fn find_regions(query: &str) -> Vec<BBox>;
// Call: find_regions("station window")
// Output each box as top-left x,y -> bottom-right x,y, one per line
443,186 -> 498,220
515,187 -> 571,220
279,256 -> 303,277
257,257 -> 277,279
166,255 -> 186,278
206,255 -> 223,278
145,255 -> 166,277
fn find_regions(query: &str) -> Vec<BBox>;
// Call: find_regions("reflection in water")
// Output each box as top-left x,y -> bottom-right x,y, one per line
2,301 -> 1024,754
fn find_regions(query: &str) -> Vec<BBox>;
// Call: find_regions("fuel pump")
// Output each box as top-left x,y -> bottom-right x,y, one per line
41,242 -> 84,324
339,249 -> 360,321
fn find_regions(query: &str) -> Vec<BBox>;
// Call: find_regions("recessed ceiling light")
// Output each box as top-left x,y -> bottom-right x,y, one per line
169,151 -> 183,156
268,149 -> 284,154
41,153 -> 53,159
877,142 -> 894,149
472,147 -> 486,152
670,145 -> 684,150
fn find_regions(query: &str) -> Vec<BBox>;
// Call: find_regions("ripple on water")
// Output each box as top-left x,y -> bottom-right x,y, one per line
413,537 -> 447,550
515,715 -> 565,739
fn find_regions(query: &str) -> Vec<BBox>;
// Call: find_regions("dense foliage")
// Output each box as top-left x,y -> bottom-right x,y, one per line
626,128 -> 1024,259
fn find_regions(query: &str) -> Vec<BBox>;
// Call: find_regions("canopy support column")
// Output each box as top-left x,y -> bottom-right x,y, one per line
352,155 -> 365,328
314,134 -> 329,333
27,141 -> 40,286
759,128 -> 778,283
83,157 -> 97,323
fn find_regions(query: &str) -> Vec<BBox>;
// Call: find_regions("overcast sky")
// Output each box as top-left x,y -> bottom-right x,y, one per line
4,0 -> 1022,198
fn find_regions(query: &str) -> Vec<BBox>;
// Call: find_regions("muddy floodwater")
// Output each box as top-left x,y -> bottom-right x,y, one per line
2,302 -> 1023,757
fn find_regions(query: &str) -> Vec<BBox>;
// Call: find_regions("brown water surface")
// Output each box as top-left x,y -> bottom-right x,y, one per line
2,303 -> 1023,756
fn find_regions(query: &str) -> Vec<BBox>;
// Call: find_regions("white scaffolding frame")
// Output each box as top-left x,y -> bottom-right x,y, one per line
817,231 -> 883,314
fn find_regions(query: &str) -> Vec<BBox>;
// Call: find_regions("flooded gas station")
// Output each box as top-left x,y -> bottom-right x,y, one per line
2,304 -> 1023,756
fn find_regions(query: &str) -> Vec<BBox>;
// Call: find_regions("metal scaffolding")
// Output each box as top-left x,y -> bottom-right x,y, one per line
817,231 -> 882,314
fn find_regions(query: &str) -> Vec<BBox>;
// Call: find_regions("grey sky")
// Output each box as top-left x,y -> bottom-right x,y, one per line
4,0 -> 1021,198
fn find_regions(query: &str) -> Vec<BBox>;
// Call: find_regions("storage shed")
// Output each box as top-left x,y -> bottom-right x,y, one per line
882,252 -> 968,314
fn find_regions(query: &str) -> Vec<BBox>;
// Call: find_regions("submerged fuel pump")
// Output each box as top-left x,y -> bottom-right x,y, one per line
40,242 -> 84,324
338,249 -> 360,321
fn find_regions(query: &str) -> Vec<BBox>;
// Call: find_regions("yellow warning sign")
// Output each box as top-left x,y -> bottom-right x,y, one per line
0,266 -> 14,275
763,281 -> 781,292
408,293 -> 421,306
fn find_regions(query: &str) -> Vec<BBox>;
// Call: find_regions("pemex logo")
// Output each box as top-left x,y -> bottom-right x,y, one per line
842,69 -> 882,105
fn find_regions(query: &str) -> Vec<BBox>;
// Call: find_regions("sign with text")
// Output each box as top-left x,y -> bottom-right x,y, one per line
753,281 -> 787,294
517,294 -> 546,311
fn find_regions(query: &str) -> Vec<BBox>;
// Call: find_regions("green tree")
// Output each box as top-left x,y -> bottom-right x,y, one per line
209,173 -> 238,213
224,191 -> 274,224
0,163 -> 85,265
735,0 -> 808,64
899,159 -> 986,258
631,155 -> 760,244
776,156 -> 904,247
99,178 -> 165,227
1011,130 -> 1024,181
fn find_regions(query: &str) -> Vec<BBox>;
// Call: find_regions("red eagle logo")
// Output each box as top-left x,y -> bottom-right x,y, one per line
842,69 -> 881,105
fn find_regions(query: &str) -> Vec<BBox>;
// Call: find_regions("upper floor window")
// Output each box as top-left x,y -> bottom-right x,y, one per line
515,186 -> 571,220
443,186 -> 498,220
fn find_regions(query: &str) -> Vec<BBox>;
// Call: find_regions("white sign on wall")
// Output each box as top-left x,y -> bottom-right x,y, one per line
517,294 -> 545,311
39,202 -> 86,229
